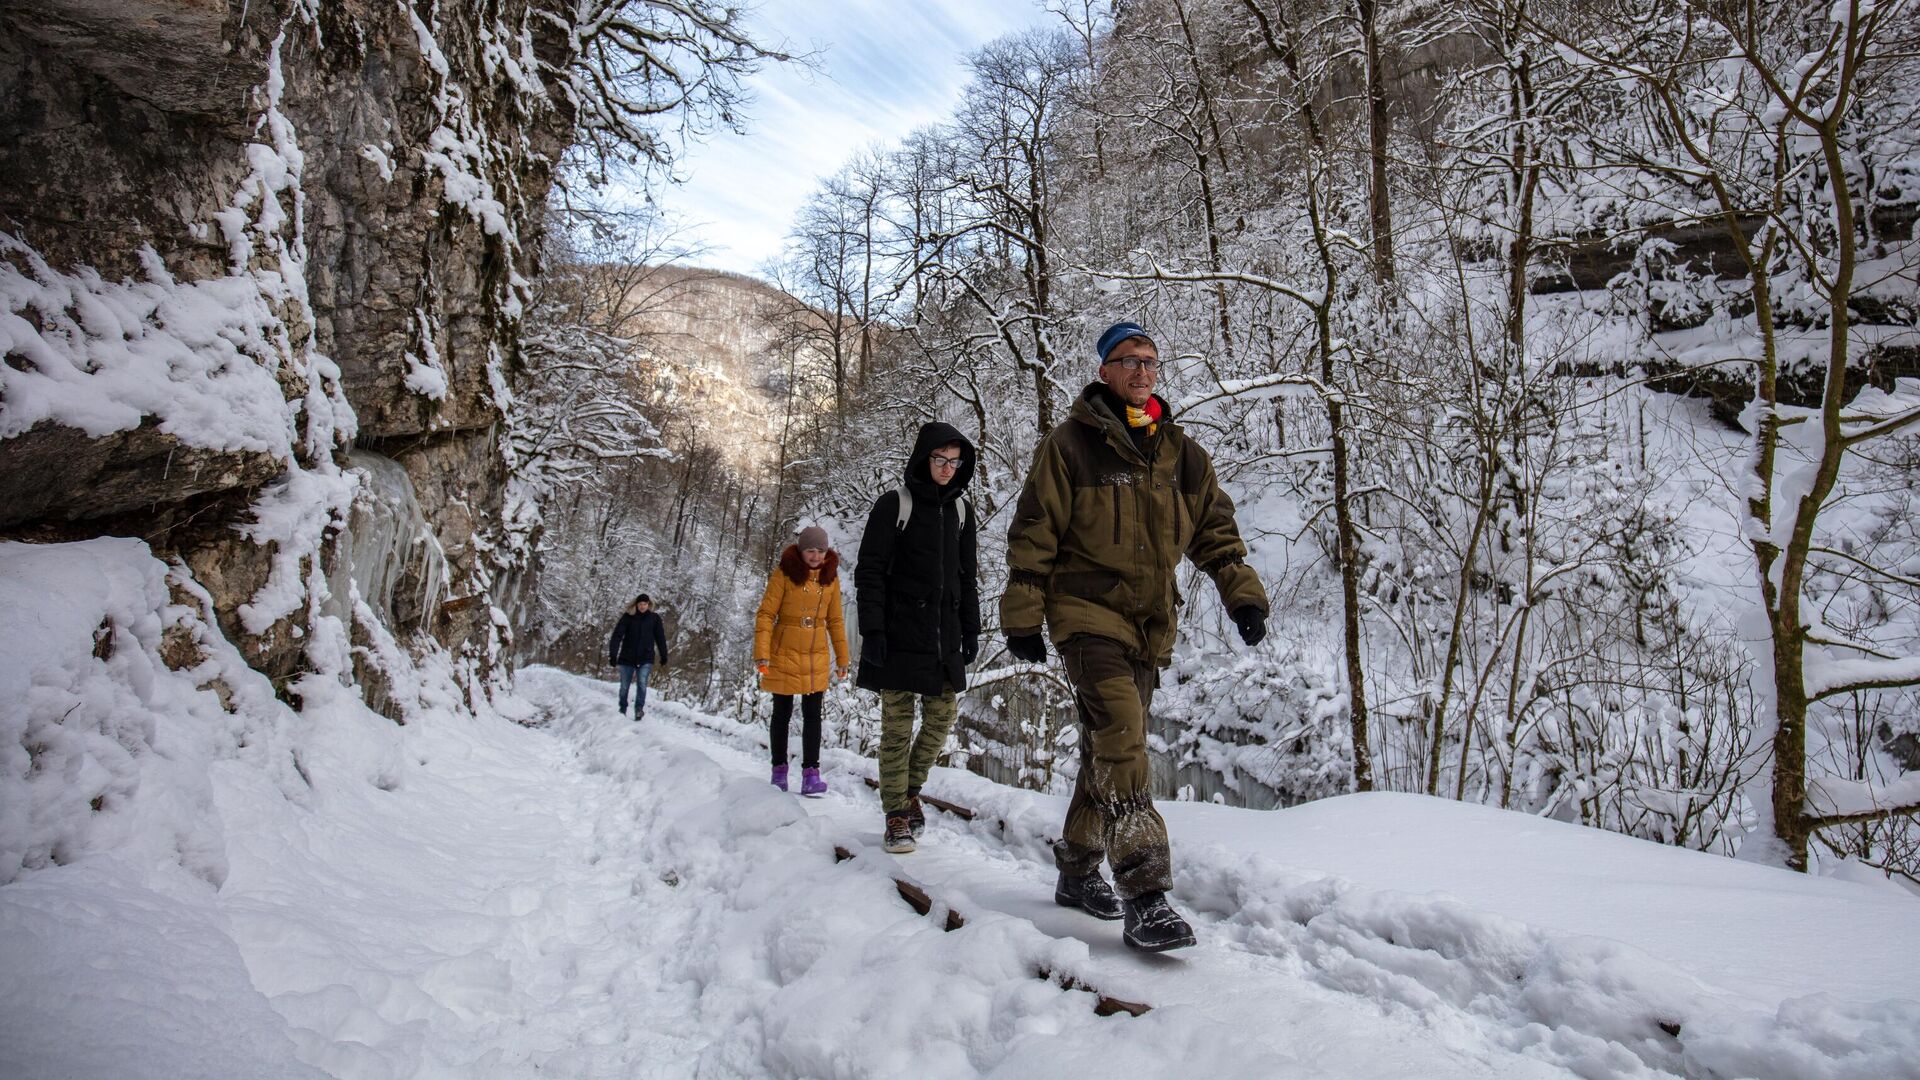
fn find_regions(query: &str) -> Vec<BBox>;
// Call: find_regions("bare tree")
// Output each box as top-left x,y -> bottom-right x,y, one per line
541,0 -> 794,186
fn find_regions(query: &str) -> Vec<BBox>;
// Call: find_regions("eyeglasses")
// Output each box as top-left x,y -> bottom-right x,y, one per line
1104,356 -> 1160,372
929,454 -> 964,470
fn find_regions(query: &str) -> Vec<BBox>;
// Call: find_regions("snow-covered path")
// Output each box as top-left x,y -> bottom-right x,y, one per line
499,669 -> 1567,1078
6,661 -> 1918,1079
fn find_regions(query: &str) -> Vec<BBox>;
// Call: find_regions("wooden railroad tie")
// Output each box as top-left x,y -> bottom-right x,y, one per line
861,777 -> 977,820
832,844 -> 1151,1018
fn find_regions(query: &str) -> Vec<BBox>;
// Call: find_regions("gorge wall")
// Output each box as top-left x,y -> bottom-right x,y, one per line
0,0 -> 571,710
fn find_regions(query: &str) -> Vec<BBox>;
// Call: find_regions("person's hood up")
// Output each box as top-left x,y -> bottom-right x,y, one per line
904,421 -> 976,497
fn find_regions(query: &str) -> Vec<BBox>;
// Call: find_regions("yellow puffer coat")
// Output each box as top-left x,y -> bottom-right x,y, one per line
754,546 -> 850,695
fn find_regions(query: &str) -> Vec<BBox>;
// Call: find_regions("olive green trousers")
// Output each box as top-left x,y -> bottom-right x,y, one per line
1053,634 -> 1172,899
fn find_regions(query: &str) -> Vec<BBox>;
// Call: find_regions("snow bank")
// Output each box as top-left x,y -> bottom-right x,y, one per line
1167,795 -> 1920,1068
0,539 -> 307,887
1,862 -> 327,1080
1170,808 -> 1920,1079
0,534 -> 495,1078
0,538 -> 320,1077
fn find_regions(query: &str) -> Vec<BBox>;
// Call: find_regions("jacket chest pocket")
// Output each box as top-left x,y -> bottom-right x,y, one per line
1069,484 -> 1132,556
1152,458 -> 1191,551
1164,485 -> 1193,552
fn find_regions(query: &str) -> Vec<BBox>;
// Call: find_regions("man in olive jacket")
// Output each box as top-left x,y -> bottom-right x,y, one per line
1002,320 -> 1269,952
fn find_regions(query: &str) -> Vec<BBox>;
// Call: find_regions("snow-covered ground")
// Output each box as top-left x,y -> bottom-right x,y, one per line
3,539 -> 1918,1078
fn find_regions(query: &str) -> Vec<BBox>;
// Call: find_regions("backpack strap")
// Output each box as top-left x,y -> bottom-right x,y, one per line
897,486 -> 973,533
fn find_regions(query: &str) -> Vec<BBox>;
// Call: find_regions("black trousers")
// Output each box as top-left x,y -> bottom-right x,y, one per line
770,692 -> 824,768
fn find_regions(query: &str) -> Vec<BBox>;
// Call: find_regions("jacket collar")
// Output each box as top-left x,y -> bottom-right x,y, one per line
779,545 -> 839,585
1070,382 -> 1174,462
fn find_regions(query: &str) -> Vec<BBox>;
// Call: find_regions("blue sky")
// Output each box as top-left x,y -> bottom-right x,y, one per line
640,0 -> 1055,277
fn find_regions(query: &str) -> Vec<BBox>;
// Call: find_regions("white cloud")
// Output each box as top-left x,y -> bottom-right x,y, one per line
641,0 -> 1053,276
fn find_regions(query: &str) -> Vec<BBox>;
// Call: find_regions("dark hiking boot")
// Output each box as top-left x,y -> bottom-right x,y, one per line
1054,870 -> 1124,920
905,791 -> 926,838
1122,891 -> 1197,952
883,812 -> 916,854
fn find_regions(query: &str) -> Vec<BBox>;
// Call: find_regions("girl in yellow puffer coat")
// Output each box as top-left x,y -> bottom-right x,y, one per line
754,524 -> 850,794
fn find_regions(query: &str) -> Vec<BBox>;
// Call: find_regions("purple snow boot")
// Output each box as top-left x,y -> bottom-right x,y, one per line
801,767 -> 827,797
771,765 -> 789,791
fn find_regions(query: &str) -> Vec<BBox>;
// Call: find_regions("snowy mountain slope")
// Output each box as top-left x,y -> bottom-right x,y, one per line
2,534 -> 1915,1080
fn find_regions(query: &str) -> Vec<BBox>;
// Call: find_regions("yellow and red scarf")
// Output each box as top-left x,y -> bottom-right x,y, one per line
1126,397 -> 1163,436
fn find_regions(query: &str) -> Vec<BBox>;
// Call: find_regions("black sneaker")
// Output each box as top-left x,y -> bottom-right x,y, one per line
905,792 -> 926,838
1054,871 -> 1124,920
883,812 -> 916,854
1122,890 -> 1196,952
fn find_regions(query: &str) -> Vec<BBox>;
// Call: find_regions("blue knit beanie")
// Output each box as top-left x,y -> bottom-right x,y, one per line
1096,321 -> 1154,364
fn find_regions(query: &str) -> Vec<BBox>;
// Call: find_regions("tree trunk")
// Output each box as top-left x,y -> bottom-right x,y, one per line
1329,392 -> 1374,791
1173,0 -> 1239,364
1771,106 -> 1866,871
1426,469 -> 1495,794
1354,0 -> 1395,284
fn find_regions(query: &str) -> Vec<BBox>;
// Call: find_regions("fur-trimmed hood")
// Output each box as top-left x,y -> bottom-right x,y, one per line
778,544 -> 840,585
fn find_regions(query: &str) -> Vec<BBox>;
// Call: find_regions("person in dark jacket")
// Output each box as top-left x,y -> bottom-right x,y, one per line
856,421 -> 980,855
1003,320 -> 1269,953
608,594 -> 669,719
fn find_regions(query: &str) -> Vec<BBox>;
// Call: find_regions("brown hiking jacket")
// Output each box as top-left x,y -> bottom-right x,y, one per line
1001,383 -> 1267,664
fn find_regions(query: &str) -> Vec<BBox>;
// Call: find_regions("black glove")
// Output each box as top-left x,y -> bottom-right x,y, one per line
1231,606 -> 1268,647
962,634 -> 979,663
1006,632 -> 1047,664
864,634 -> 888,666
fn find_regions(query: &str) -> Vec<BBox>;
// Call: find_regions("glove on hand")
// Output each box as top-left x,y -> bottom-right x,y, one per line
1231,606 -> 1268,647
962,634 -> 979,663
864,635 -> 888,666
1006,632 -> 1048,664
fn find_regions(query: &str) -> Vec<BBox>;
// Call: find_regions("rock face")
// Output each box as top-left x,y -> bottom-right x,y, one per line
0,0 -> 570,706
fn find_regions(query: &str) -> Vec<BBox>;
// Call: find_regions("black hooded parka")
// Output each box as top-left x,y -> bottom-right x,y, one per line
855,422 -> 980,696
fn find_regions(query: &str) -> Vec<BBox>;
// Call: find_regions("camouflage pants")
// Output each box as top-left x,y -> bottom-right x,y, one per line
877,689 -> 959,813
1054,634 -> 1172,899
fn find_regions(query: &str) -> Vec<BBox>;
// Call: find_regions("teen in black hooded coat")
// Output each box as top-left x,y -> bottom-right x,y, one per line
856,421 -> 979,851
855,421 -> 979,695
